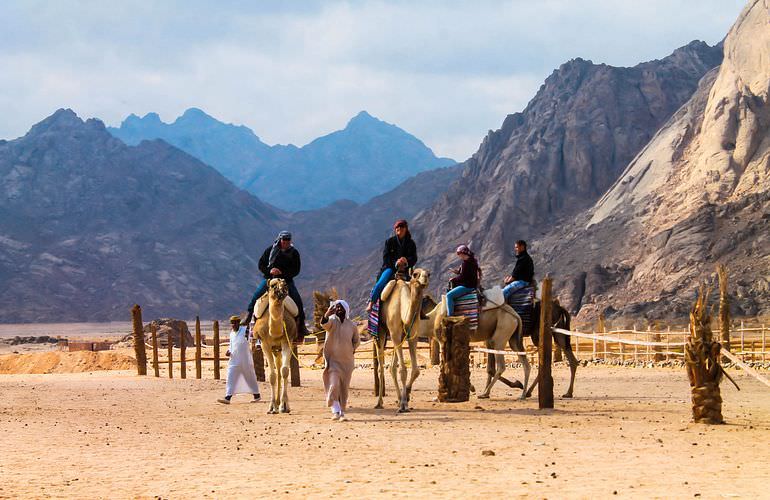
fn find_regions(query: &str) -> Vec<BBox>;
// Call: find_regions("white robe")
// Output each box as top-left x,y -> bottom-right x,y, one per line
225,326 -> 261,396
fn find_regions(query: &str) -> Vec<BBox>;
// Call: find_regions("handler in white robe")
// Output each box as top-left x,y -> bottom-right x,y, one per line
217,316 -> 261,404
321,300 -> 360,420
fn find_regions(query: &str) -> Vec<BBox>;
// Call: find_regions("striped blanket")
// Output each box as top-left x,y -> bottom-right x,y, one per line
368,299 -> 381,338
454,292 -> 479,330
507,286 -> 536,331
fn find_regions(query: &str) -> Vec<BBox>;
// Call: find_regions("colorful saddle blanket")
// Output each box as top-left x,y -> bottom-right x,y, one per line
454,292 -> 480,330
507,286 -> 536,331
367,299 -> 381,338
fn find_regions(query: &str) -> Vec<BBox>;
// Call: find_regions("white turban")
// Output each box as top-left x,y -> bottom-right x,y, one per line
329,299 -> 350,318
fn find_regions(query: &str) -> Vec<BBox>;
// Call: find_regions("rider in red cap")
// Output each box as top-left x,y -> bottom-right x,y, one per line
365,219 -> 418,312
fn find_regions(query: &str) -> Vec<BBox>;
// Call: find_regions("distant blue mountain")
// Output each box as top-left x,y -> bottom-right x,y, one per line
109,109 -> 455,210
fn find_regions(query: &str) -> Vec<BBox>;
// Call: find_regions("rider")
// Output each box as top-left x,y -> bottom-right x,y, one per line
502,240 -> 534,300
365,219 -> 418,312
244,230 -> 308,337
446,244 -> 480,317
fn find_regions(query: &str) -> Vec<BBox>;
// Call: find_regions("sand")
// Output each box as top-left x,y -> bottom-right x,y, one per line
0,351 -> 136,374
1,363 -> 769,499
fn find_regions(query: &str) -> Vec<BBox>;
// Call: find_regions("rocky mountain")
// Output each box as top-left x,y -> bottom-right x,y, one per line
0,109 -> 283,322
538,0 -> 770,320
321,40 -> 725,310
109,110 -> 455,211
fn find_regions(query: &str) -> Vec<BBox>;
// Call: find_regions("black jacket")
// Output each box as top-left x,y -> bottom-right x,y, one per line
258,245 -> 301,281
450,257 -> 480,289
510,251 -> 534,283
379,235 -> 418,277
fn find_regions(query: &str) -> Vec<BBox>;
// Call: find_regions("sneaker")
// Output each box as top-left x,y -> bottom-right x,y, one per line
338,413 -> 347,422
251,394 -> 261,403
217,398 -> 231,405
331,412 -> 341,421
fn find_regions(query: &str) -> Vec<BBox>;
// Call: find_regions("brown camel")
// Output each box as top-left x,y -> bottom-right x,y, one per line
374,268 -> 430,412
252,278 -> 297,414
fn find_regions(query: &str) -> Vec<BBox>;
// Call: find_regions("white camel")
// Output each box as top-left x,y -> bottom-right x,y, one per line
420,291 -> 530,399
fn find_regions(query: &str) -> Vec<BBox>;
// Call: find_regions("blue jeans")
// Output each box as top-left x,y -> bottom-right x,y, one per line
502,280 -> 529,300
370,268 -> 395,303
446,285 -> 474,316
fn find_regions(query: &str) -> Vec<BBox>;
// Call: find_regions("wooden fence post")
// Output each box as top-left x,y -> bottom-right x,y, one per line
717,264 -> 730,364
180,323 -> 187,379
195,316 -> 202,379
290,342 -> 301,387
213,320 -> 220,380
762,324 -> 767,362
151,323 -> 159,377
167,331 -> 173,379
131,304 -> 147,376
252,339 -> 266,382
740,320 -> 745,359
538,277 -> 554,409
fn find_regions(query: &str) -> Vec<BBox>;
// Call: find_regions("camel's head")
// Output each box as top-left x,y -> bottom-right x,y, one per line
268,278 -> 289,301
420,295 -> 437,320
410,267 -> 430,290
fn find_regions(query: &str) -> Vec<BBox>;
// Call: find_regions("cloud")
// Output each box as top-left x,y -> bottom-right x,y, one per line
0,0 -> 745,159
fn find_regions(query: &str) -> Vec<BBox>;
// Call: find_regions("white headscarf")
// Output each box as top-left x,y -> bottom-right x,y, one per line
329,299 -> 350,318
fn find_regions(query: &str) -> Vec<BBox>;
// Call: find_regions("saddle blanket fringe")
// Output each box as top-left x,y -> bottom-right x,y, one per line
455,293 -> 479,330
368,299 -> 381,337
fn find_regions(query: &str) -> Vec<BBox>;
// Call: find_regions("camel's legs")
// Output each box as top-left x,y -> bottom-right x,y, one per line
375,335 -> 387,409
404,338 -> 421,405
389,338 -> 402,403
279,338 -> 291,413
394,344 -> 409,413
557,333 -> 578,398
479,352 -> 506,398
263,340 -> 279,413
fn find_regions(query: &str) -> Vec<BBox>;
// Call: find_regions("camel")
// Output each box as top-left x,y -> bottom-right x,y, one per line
252,278 -> 297,414
420,294 -> 529,399
373,268 -> 430,412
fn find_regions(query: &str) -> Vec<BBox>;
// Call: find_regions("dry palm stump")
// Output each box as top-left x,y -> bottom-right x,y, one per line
438,320 -> 471,402
685,286 -> 724,424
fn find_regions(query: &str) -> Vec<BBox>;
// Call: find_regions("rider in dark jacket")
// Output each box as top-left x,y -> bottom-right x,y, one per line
366,219 -> 418,312
244,230 -> 307,337
503,240 -> 534,300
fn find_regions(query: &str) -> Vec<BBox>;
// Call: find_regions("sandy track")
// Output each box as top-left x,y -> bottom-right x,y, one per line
1,365 -> 768,498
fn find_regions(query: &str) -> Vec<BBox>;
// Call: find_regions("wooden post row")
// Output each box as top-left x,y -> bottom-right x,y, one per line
213,320 -> 220,380
131,304 -> 147,376
151,323 -> 159,377
180,322 -> 187,379
168,329 -> 173,379
538,277 -> 554,409
195,316 -> 202,379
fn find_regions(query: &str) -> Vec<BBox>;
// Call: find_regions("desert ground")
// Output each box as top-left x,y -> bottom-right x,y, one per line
1,358 -> 769,499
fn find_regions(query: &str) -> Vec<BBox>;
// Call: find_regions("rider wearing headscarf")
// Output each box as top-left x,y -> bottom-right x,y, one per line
244,230 -> 308,337
446,244 -> 480,317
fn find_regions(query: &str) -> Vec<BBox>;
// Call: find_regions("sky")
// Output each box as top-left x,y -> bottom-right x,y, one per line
0,0 -> 746,160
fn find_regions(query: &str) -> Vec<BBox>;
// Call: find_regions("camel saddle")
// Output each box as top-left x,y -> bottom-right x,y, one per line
380,279 -> 400,302
255,295 -> 299,319
480,286 -> 505,312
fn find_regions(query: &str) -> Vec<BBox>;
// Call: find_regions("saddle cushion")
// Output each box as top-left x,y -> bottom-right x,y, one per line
507,286 -> 536,330
367,299 -> 381,338
255,295 -> 298,319
481,285 -> 505,311
452,292 -> 480,330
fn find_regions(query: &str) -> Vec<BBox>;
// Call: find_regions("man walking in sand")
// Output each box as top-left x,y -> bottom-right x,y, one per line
217,315 -> 261,404
321,300 -> 360,421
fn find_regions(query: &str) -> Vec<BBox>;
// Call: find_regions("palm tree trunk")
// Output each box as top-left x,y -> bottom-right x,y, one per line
685,286 -> 723,424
